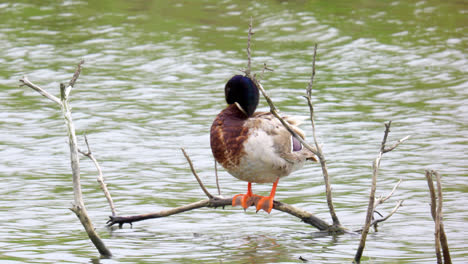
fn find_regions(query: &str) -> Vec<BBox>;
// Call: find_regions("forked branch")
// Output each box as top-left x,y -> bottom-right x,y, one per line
425,170 -> 451,264
354,121 -> 409,263
107,149 -> 334,232
19,61 -> 112,258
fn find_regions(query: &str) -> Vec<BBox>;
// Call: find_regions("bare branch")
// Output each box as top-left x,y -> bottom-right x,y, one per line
303,44 -> 341,227
306,43 -> 318,98
370,200 -> 404,227
354,200 -> 404,233
254,80 -> 318,156
107,197 -> 338,232
384,135 -> 411,153
374,178 -> 402,209
245,17 -> 254,77
68,59 -> 84,88
425,170 -> 442,263
425,170 -> 437,220
354,121 -> 409,263
78,135 -> 117,216
181,148 -> 213,199
434,172 -> 443,264
21,61 -> 112,257
19,76 -> 62,106
434,171 -> 452,264
354,154 -> 380,263
108,199 -> 214,228
258,63 -> 274,82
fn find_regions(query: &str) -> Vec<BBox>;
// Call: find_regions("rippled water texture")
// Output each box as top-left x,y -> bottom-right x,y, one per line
1,1 -> 467,263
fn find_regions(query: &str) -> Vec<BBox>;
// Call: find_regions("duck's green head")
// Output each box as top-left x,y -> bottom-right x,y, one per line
224,75 -> 259,117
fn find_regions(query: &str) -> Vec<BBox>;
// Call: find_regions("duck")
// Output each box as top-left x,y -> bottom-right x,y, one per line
210,75 -> 317,213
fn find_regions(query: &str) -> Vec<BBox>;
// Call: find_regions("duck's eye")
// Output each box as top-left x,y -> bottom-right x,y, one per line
291,136 -> 302,152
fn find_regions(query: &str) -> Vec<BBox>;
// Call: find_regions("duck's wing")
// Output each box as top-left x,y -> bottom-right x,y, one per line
246,112 -> 316,164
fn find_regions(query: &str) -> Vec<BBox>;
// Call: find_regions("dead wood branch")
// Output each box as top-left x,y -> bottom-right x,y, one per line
254,80 -> 318,156
245,17 -> 254,76
355,200 -> 404,233
252,43 -> 341,229
19,61 -> 112,258
364,179 -> 403,232
78,134 -> 117,216
304,44 -> 340,228
354,121 -> 409,264
247,22 -> 341,232
375,178 -> 402,208
106,197 -> 332,231
181,148 -> 213,199
214,159 -> 222,196
107,149 -> 335,232
425,170 -> 452,264
19,76 -> 62,106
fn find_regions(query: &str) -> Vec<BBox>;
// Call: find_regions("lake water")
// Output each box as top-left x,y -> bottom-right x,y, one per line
1,1 -> 467,263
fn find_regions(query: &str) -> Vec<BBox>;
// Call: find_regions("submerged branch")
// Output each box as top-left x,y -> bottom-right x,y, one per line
425,170 -> 452,264
20,61 -> 112,258
354,121 -> 409,263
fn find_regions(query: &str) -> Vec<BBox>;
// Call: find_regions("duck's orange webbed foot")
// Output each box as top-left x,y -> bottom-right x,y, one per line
256,196 -> 275,213
256,178 -> 279,214
232,182 -> 262,210
232,193 -> 261,209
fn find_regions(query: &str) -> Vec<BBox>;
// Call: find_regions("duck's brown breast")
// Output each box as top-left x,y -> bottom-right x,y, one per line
210,104 -> 249,170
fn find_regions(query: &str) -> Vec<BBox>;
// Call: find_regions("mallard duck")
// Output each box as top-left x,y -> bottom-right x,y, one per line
210,75 -> 317,213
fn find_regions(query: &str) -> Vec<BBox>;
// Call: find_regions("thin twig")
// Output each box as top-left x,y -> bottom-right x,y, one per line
181,148 -> 213,199
384,135 -> 411,153
69,59 -> 84,88
78,135 -> 117,216
214,159 -> 221,196
19,76 -> 62,106
304,44 -> 340,227
255,80 -> 318,156
245,17 -> 253,77
374,178 -> 402,209
355,200 -> 404,233
370,178 -> 403,231
306,43 -> 318,98
370,200 -> 404,227
258,63 -> 274,81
